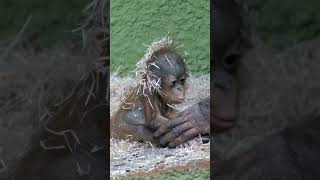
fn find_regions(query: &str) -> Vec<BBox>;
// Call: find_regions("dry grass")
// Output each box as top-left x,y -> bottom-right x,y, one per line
110,74 -> 210,178
73,0 -> 108,57
110,137 -> 209,178
0,0 -> 107,178
0,47 -> 95,178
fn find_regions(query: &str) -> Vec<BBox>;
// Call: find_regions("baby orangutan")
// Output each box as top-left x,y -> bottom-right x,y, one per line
111,39 -> 188,144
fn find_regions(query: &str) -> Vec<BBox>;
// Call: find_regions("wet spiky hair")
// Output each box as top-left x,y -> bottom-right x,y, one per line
135,35 -> 184,97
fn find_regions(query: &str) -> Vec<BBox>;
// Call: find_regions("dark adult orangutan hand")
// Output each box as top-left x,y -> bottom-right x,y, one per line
154,98 -> 210,148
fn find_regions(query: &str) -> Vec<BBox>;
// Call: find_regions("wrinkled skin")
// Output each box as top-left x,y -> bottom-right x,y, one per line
212,0 -> 245,132
213,116 -> 320,180
154,0 -> 250,147
213,63 -> 239,132
154,98 -> 210,148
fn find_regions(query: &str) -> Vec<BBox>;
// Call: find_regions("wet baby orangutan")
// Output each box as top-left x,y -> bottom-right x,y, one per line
111,38 -> 188,144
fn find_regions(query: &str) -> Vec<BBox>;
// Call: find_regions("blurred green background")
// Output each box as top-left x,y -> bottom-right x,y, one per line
110,0 -> 210,76
0,0 -> 88,49
244,0 -> 320,49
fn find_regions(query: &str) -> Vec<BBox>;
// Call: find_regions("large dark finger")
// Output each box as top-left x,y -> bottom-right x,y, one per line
154,113 -> 191,138
213,116 -> 235,132
159,121 -> 193,146
167,128 -> 200,148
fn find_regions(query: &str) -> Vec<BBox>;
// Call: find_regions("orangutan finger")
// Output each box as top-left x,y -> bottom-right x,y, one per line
159,121 -> 193,146
154,113 -> 192,138
167,128 -> 200,148
213,117 -> 235,132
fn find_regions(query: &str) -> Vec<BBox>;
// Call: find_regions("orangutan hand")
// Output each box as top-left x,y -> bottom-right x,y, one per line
154,98 -> 210,148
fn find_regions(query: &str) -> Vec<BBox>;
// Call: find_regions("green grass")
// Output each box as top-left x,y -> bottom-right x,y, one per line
129,170 -> 210,180
0,0 -> 88,48
110,0 -> 210,76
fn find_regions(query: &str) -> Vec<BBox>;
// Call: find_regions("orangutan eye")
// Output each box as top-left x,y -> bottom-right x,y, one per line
171,80 -> 177,86
180,78 -> 185,85
223,54 -> 241,72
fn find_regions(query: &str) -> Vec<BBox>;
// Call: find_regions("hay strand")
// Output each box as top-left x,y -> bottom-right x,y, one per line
0,15 -> 32,61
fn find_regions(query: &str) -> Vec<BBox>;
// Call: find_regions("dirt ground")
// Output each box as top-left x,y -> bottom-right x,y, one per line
110,74 -> 210,179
